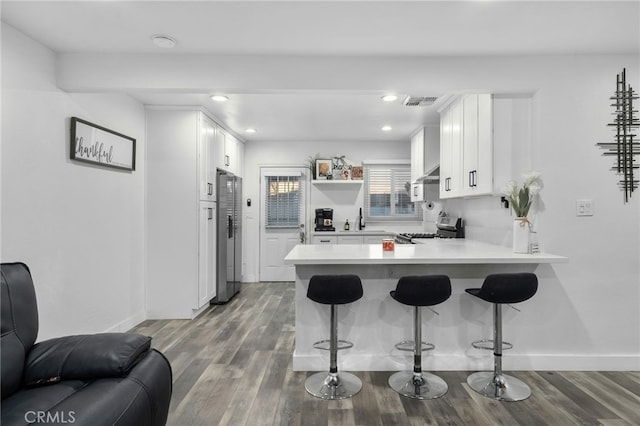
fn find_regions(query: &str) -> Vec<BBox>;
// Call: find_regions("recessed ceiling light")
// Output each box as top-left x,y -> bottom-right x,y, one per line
151,34 -> 176,49
381,95 -> 398,102
245,128 -> 257,133
210,95 -> 229,102
381,125 -> 392,132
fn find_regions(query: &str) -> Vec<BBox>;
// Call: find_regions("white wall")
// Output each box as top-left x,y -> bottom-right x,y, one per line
443,58 -> 640,368
243,140 -> 410,282
1,23 -> 147,340
2,19 -> 638,369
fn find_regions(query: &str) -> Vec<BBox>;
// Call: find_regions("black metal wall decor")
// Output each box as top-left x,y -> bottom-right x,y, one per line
597,68 -> 639,203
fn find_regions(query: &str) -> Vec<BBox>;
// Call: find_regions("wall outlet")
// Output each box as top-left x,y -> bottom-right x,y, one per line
576,199 -> 594,216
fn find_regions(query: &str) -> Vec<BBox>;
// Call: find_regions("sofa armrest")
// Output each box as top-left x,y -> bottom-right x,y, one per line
24,333 -> 151,387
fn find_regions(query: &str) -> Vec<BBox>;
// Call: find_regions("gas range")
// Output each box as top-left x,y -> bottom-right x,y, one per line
394,216 -> 464,244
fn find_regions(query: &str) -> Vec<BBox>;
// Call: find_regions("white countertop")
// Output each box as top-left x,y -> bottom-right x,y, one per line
284,240 -> 568,265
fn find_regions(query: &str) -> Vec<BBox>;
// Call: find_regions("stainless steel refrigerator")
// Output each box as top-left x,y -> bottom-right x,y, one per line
213,170 -> 242,303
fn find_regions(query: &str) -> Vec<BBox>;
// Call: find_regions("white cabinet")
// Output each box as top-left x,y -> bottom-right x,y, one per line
440,100 -> 463,198
312,233 -> 391,244
363,235 -> 387,244
146,108 -> 218,319
217,129 -> 245,176
312,235 -> 337,244
439,94 -> 493,198
411,126 -> 440,202
199,202 -> 216,306
461,94 -> 493,196
199,114 -> 217,201
338,235 -> 364,244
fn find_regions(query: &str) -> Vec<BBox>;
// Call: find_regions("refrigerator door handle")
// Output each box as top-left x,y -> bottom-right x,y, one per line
228,215 -> 233,238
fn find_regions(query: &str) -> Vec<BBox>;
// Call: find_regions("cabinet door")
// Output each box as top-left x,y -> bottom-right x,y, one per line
410,128 -> 424,182
199,114 -> 216,201
312,235 -> 337,244
337,235 -> 364,244
440,101 -> 461,198
224,133 -> 237,174
462,94 -> 493,196
215,126 -> 227,171
476,94 -> 493,194
363,235 -> 387,244
411,183 -> 424,202
198,203 -> 216,308
462,94 -> 479,196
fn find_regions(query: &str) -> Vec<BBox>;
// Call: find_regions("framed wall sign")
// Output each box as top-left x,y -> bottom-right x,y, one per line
70,117 -> 136,171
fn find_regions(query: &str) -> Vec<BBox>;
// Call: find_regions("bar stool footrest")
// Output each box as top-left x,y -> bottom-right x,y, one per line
394,340 -> 434,352
471,339 -> 513,351
313,339 -> 354,351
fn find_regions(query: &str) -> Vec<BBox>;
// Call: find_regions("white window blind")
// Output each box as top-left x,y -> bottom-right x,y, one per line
264,174 -> 303,228
364,163 -> 421,221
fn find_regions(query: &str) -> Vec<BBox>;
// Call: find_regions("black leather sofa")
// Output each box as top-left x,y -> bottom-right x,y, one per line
1,262 -> 172,425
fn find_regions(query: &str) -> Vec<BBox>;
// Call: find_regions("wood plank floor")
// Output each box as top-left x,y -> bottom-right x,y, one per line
132,282 -> 640,426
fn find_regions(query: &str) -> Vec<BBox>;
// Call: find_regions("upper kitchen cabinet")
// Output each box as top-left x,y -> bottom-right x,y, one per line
439,99 -> 463,198
217,128 -> 245,176
462,94 -> 493,196
199,114 -> 217,201
439,94 -> 493,198
410,126 -> 440,202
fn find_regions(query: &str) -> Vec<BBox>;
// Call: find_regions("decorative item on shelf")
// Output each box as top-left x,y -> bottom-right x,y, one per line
502,171 -> 544,254
351,166 -> 363,180
315,159 -> 332,180
596,68 -> 639,203
332,155 -> 349,180
306,153 -> 321,179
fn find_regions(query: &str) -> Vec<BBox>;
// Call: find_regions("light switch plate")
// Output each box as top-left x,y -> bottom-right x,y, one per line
576,199 -> 594,216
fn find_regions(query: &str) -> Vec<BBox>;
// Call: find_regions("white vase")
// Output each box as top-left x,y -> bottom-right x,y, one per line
513,218 -> 530,253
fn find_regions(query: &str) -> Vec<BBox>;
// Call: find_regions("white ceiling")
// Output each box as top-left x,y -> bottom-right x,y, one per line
2,0 -> 639,142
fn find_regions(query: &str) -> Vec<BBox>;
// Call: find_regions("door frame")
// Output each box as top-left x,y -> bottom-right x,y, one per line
259,165 -> 310,282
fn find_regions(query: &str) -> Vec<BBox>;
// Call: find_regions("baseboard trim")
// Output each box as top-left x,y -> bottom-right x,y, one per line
292,351 -> 640,372
105,310 -> 147,333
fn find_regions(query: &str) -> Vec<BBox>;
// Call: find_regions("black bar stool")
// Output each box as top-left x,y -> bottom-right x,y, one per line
305,274 -> 363,400
465,273 -> 538,401
388,275 -> 451,399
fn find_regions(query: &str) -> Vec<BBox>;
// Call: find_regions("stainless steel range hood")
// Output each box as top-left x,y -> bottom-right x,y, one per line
415,165 -> 440,182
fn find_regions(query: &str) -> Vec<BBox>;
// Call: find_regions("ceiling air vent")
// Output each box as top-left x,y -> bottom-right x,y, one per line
402,96 -> 438,107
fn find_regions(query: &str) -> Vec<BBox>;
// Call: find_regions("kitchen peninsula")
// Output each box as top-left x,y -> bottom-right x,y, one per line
284,240 -> 567,372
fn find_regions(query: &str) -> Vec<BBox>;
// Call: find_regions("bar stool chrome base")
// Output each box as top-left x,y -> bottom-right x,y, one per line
388,371 -> 448,400
305,371 -> 362,400
467,371 -> 531,402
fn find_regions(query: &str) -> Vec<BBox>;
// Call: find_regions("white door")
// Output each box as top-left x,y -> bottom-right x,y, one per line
259,167 -> 308,281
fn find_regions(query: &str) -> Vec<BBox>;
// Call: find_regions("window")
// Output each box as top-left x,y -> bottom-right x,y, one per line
264,174 -> 302,228
364,162 -> 421,221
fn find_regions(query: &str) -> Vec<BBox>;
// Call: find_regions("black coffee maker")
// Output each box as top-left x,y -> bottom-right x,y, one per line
315,208 -> 334,231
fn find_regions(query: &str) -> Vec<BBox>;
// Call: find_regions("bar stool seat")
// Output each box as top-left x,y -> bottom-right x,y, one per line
388,275 -> 451,400
305,274 -> 363,400
466,273 -> 538,402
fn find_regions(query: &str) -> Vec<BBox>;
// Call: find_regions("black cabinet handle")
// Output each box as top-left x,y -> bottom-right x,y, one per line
468,170 -> 478,188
